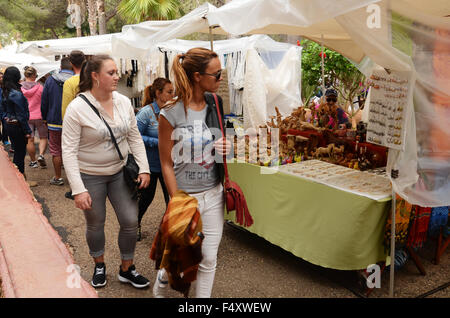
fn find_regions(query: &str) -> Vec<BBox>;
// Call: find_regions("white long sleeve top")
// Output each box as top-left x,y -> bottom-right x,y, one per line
62,91 -> 149,195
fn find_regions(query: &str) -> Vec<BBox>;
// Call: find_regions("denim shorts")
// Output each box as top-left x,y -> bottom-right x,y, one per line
28,119 -> 48,138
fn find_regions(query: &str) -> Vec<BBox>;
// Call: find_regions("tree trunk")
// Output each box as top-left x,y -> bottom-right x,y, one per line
68,0 -> 83,37
97,0 -> 106,35
50,28 -> 59,39
87,0 -> 97,36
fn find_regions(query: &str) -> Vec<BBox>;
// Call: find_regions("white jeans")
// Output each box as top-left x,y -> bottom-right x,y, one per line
191,183 -> 225,298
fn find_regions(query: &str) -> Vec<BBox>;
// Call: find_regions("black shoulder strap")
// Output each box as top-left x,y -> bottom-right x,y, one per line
78,94 -> 124,161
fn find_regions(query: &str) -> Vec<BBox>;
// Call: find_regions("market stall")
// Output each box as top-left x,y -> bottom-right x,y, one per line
107,1 -> 448,277
207,0 -> 450,208
226,160 -> 390,270
206,0 -> 450,294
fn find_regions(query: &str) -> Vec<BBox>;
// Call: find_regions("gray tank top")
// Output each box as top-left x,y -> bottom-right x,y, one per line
160,101 -> 219,193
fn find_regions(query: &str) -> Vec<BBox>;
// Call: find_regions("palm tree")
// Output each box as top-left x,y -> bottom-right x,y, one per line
86,0 -> 97,35
118,0 -> 181,23
97,0 -> 106,34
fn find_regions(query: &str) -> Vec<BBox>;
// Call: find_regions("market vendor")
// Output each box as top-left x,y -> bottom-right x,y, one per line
325,88 -> 350,129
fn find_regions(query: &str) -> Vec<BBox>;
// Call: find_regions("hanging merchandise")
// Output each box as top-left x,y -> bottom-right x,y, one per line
243,46 -> 302,130
428,206 -> 449,237
134,60 -> 146,93
406,205 -> 431,249
164,52 -> 169,79
226,51 -> 245,115
149,35 -> 301,119
383,194 -> 412,253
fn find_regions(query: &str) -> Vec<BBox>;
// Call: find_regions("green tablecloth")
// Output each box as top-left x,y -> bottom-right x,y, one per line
226,162 -> 391,270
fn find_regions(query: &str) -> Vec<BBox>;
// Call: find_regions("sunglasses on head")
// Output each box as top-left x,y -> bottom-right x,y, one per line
200,69 -> 222,81
326,97 -> 337,102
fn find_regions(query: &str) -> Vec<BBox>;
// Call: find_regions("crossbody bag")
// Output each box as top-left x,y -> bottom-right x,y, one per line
79,94 -> 140,200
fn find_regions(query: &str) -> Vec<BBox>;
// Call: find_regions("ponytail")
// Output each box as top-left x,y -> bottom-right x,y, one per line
142,77 -> 172,107
78,54 -> 114,93
142,85 -> 153,106
78,60 -> 89,92
169,48 -> 218,113
170,53 -> 192,111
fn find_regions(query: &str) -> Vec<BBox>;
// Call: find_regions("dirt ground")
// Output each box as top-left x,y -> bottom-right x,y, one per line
13,148 -> 450,298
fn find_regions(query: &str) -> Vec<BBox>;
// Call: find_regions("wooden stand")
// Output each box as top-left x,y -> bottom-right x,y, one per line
406,246 -> 426,275
435,225 -> 450,265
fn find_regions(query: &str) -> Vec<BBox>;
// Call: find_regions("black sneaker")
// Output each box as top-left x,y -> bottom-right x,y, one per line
65,191 -> 74,200
118,265 -> 150,289
91,263 -> 107,288
37,155 -> 47,168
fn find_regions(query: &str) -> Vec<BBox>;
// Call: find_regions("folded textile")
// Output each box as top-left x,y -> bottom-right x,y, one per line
428,206 -> 449,237
384,194 -> 412,252
150,190 -> 203,297
406,206 -> 431,249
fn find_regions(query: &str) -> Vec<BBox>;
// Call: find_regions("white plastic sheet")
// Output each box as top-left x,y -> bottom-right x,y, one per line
0,45 -> 59,80
339,2 -> 450,207
206,0 -> 380,63
388,4 -> 450,207
243,47 -> 302,129
17,33 -> 117,57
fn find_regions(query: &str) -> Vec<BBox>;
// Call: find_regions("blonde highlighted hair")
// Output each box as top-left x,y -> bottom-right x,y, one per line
170,47 -> 218,110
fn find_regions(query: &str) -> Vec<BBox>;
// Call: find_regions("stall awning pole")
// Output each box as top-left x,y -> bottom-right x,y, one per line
321,34 -> 325,99
387,0 -> 395,299
209,26 -> 214,51
389,191 -> 396,297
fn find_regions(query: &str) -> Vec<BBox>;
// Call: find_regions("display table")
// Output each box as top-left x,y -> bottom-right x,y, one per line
226,161 -> 392,270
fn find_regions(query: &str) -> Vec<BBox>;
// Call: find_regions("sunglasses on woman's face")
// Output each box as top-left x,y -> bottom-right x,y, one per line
326,97 -> 337,102
200,70 -> 222,81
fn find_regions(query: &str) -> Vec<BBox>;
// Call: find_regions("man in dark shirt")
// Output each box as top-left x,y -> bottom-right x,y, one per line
325,88 -> 350,128
41,57 -> 74,186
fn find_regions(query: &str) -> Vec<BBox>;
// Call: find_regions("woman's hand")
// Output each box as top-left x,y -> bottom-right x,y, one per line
137,173 -> 150,189
74,192 -> 92,210
214,137 -> 232,156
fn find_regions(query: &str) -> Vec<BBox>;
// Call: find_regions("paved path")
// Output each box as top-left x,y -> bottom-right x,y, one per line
5,147 -> 449,298
0,147 -> 96,297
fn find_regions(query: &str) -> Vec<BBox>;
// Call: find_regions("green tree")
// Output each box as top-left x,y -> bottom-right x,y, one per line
0,0 -> 76,44
117,0 -> 181,23
301,39 -> 366,116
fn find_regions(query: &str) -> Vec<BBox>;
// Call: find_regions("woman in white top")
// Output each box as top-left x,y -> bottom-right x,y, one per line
62,55 -> 151,289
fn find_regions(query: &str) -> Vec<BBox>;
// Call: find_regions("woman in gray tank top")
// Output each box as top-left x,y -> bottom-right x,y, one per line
155,47 -> 231,298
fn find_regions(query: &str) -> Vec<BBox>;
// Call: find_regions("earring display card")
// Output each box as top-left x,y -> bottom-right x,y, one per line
276,160 -> 392,201
366,68 -> 412,151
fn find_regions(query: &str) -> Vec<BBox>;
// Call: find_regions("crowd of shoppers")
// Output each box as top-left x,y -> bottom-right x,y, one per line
1,47 -> 230,298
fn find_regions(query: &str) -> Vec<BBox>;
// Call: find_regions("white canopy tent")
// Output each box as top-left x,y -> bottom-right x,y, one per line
111,3 -> 220,60
17,33 -> 118,58
207,0 -> 381,64
0,44 -> 59,80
